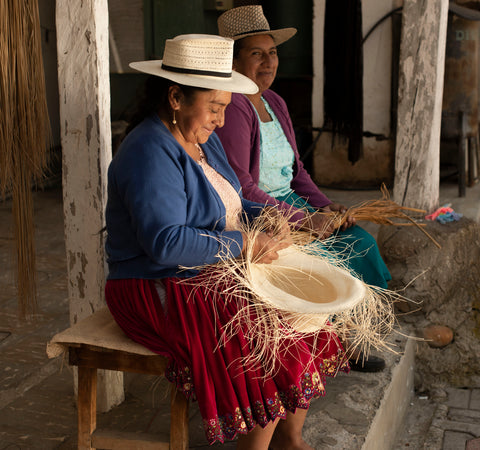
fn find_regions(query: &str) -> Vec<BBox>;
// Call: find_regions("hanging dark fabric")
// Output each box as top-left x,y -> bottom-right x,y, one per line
324,0 -> 364,164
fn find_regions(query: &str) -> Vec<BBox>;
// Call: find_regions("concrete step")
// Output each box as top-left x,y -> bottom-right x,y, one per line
303,333 -> 415,450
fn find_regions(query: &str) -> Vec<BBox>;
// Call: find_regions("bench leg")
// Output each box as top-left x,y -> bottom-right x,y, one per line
77,366 -> 97,450
170,387 -> 189,450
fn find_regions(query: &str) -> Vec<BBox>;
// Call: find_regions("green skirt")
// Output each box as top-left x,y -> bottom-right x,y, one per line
276,192 -> 391,289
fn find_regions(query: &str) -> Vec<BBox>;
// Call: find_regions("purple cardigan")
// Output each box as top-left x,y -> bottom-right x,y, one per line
215,90 -> 331,222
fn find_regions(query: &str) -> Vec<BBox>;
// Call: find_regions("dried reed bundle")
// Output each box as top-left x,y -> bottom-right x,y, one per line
325,184 -> 425,227
321,185 -> 441,248
181,209 -> 407,378
0,0 -> 51,317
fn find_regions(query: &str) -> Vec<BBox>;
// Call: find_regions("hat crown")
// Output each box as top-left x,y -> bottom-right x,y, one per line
218,5 -> 271,39
162,34 -> 233,75
129,33 -> 259,94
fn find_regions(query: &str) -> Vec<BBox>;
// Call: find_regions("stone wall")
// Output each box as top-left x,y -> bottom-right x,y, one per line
377,218 -> 480,390
312,134 -> 394,189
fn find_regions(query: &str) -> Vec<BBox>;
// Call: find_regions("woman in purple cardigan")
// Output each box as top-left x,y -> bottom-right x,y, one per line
216,6 -> 391,373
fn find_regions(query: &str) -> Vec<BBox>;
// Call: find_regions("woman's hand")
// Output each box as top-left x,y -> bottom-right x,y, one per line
241,227 -> 292,264
253,231 -> 291,264
301,212 -> 336,240
322,203 -> 356,231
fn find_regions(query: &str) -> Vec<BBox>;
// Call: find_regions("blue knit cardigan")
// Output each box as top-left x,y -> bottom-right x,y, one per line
106,114 -> 263,280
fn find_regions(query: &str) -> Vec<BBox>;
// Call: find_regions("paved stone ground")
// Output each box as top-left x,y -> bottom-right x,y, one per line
441,388 -> 480,449
394,387 -> 480,449
0,181 -> 479,449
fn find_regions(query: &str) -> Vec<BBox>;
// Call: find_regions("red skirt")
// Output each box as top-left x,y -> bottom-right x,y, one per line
105,277 -> 349,444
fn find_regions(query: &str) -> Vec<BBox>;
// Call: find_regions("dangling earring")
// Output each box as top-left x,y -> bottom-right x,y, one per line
172,110 -> 177,125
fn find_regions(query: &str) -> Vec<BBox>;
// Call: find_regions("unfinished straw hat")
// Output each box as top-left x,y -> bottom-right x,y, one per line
218,5 -> 297,46
247,247 -> 367,333
129,34 -> 258,94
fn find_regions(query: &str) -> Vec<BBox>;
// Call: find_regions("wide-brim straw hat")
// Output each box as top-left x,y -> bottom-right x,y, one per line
218,5 -> 297,46
129,34 -> 258,94
247,247 -> 366,333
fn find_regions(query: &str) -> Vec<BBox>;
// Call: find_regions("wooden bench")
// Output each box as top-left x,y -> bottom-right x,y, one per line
46,307 -> 189,450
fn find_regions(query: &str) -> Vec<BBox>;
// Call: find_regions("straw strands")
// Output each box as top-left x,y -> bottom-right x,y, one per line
322,184 -> 441,248
0,0 -> 51,317
181,209 -> 409,378
330,184 -> 426,227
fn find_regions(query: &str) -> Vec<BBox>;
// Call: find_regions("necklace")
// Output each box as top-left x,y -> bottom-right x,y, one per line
195,143 -> 205,163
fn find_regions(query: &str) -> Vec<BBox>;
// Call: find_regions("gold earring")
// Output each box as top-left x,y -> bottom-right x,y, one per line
172,110 -> 177,125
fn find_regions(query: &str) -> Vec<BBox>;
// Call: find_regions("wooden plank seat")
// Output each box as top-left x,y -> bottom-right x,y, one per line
46,307 -> 189,450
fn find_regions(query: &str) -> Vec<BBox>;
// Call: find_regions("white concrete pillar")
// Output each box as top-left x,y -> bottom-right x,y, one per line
56,0 -> 123,411
393,0 -> 449,211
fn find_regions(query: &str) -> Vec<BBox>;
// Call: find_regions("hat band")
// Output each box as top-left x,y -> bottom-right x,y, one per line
233,28 -> 270,38
161,63 -> 232,78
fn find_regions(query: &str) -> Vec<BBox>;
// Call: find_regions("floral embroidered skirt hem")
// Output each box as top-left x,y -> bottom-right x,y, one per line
105,277 -> 349,445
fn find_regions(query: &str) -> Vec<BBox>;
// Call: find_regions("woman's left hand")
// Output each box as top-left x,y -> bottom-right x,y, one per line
322,203 -> 356,231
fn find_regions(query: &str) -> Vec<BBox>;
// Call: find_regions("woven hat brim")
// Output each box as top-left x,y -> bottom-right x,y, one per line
248,247 -> 366,315
129,60 -> 259,95
231,27 -> 297,46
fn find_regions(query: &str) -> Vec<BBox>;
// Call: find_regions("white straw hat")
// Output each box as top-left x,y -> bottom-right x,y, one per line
129,34 -> 258,94
247,247 -> 367,333
218,5 -> 297,46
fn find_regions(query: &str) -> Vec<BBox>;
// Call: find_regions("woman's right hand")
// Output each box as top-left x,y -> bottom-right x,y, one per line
302,212 -> 336,240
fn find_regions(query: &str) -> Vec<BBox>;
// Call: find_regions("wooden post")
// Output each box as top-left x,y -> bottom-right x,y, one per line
393,0 -> 449,211
170,388 -> 189,450
56,0 -> 124,412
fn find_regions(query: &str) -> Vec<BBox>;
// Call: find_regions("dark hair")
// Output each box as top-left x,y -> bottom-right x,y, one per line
233,38 -> 247,59
126,75 -> 208,134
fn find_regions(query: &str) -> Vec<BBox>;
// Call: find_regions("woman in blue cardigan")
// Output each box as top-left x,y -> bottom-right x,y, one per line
105,34 -> 348,450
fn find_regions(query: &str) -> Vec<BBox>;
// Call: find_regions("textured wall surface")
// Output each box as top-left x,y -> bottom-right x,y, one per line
378,218 -> 480,389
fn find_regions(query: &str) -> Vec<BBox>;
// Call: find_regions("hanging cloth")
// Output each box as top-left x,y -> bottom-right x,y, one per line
324,0 -> 364,164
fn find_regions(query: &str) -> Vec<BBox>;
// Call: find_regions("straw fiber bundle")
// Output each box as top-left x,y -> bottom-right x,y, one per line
182,209 -> 406,378
0,0 -> 51,317
324,184 -> 441,248
326,185 -> 425,226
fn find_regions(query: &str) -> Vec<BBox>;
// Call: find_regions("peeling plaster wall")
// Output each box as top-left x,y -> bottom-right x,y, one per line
56,0 -> 111,323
